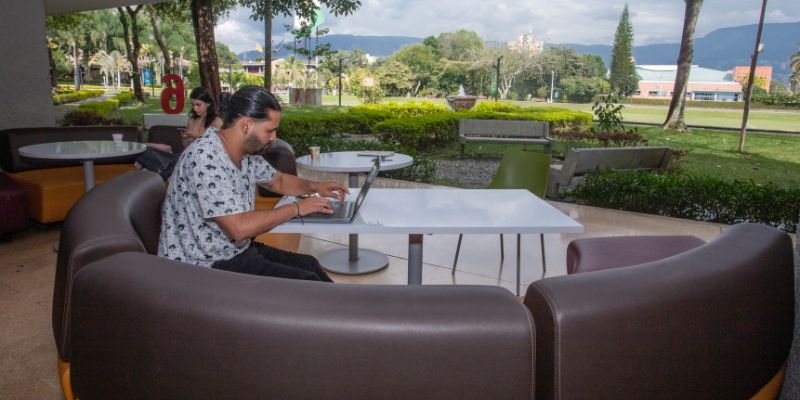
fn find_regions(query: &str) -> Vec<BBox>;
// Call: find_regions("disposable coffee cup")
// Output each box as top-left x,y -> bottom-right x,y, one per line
112,133 -> 123,149
310,146 -> 320,160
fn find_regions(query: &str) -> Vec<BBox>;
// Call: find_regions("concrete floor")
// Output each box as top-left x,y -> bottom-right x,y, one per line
0,177 -> 747,398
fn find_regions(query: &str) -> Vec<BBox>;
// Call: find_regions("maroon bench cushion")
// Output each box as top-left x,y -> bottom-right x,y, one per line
567,235 -> 706,274
0,172 -> 28,236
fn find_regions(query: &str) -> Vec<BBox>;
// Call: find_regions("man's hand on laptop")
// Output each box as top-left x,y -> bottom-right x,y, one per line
297,196 -> 335,216
311,181 -> 349,202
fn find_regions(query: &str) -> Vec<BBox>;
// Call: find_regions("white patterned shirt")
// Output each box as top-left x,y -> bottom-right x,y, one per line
158,128 -> 277,267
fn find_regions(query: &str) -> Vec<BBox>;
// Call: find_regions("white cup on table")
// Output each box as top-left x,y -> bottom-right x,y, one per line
112,133 -> 124,149
310,146 -> 320,160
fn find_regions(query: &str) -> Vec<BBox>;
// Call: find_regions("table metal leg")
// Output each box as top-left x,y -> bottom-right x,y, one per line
317,172 -> 390,275
82,160 -> 95,192
516,234 -> 521,296
55,160 -> 95,253
408,234 -> 423,285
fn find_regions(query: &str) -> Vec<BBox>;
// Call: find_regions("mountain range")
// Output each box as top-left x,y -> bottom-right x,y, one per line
238,22 -> 799,83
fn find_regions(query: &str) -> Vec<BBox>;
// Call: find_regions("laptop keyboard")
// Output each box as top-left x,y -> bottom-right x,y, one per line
307,201 -> 353,219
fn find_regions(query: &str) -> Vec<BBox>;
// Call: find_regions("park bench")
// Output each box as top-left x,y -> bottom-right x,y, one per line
458,119 -> 551,158
546,146 -> 672,199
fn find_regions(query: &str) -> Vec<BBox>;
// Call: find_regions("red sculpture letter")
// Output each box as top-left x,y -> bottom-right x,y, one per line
160,74 -> 184,114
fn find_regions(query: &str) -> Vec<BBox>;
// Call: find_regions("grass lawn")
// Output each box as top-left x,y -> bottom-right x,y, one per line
443,126 -> 800,188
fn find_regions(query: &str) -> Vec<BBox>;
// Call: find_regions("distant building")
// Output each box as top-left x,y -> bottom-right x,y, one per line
634,65 -> 748,102
731,65 -> 772,91
508,31 -> 543,56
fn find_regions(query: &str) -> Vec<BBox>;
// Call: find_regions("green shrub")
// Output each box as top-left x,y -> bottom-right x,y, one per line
351,101 -> 449,118
473,101 -> 523,113
373,108 -> 592,151
76,101 -> 117,115
52,89 -> 104,105
62,111 -> 125,126
74,91 -> 137,116
568,171 -> 800,232
373,113 -> 460,150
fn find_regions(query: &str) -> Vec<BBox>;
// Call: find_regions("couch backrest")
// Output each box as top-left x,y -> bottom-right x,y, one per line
524,223 -> 794,399
0,125 -> 143,172
69,253 -> 535,400
53,170 -> 165,362
146,125 -> 184,154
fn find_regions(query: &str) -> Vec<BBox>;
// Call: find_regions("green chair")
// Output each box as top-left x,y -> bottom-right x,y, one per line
452,150 -> 552,295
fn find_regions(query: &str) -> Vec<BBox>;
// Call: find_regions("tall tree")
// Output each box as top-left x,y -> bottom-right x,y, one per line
609,4 -> 638,96
662,0 -> 703,131
190,0 -> 222,103
239,0 -> 361,91
118,6 -> 146,102
146,6 -> 172,73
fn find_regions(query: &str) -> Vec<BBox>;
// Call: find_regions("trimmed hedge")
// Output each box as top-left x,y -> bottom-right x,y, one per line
351,101 -> 449,118
568,170 -> 800,232
374,109 -> 592,150
53,89 -> 104,105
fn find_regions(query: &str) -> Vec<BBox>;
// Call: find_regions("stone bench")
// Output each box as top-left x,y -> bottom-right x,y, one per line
458,119 -> 551,158
546,146 -> 672,199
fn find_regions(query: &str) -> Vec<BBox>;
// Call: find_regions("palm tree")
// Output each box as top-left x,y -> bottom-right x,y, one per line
662,0 -> 703,132
89,50 -> 129,89
790,46 -> 800,93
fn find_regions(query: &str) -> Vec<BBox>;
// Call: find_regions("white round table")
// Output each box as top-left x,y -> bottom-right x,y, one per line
18,140 -> 147,192
296,151 -> 414,275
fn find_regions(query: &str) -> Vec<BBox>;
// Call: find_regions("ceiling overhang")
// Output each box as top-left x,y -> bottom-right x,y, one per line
45,0 -> 171,16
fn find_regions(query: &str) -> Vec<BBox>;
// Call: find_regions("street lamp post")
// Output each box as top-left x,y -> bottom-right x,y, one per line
549,71 -> 555,103
338,57 -> 343,107
494,56 -> 503,101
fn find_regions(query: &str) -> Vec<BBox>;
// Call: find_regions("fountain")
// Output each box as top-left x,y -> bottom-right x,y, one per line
446,85 -> 478,111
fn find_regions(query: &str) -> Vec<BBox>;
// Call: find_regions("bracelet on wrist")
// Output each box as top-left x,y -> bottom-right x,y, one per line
292,200 -> 304,224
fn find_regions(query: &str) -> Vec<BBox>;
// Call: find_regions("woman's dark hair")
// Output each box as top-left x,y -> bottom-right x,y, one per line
188,87 -> 219,129
221,86 -> 282,129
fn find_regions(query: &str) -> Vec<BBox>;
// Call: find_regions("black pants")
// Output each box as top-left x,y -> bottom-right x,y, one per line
212,242 -> 333,282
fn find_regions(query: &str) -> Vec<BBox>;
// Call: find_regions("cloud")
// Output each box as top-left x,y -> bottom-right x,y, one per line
216,0 -> 800,53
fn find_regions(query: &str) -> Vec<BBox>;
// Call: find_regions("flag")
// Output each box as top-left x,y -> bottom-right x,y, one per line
255,43 -> 263,53
294,0 -> 325,38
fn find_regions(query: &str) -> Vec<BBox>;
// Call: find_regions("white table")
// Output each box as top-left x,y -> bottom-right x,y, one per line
274,188 -> 584,294
295,151 -> 414,275
18,140 -> 146,192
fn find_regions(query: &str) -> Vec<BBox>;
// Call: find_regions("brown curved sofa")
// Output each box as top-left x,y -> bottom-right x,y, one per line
55,170 -> 795,399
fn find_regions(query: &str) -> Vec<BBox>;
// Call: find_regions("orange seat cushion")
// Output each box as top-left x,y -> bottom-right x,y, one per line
253,194 -> 300,252
8,164 -> 136,223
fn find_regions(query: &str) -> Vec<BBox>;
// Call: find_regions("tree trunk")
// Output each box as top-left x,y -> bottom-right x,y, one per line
47,44 -> 58,89
264,0 -> 272,90
191,0 -> 221,104
662,0 -> 703,132
148,8 -> 172,74
119,6 -> 145,102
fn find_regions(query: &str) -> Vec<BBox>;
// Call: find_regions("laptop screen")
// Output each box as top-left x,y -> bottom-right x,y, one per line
350,158 -> 380,217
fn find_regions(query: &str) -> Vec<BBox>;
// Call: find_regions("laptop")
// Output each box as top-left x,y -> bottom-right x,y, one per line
292,158 -> 380,223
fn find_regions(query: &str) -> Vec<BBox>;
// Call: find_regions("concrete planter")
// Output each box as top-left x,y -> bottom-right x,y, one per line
289,88 -> 323,106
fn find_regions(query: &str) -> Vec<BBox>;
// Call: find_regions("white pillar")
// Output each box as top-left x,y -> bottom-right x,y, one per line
0,0 -> 56,129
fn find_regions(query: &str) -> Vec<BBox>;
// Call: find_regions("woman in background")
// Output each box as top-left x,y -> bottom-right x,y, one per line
183,87 -> 223,146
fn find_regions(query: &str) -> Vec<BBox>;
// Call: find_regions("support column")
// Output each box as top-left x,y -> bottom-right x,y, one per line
1,0 -> 56,130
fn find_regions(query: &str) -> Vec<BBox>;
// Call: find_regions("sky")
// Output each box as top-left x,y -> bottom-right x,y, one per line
215,0 -> 800,54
